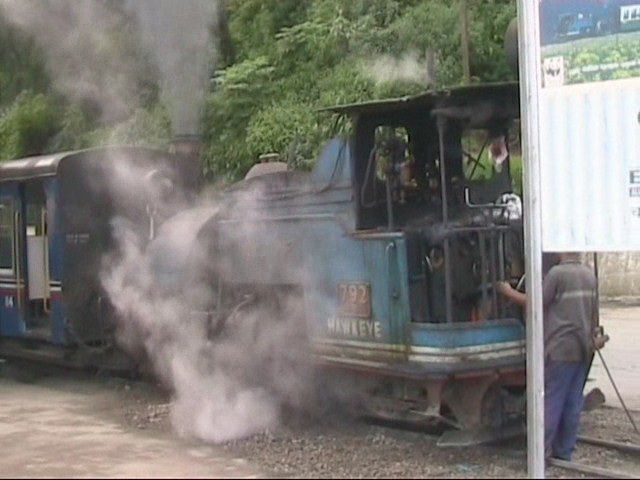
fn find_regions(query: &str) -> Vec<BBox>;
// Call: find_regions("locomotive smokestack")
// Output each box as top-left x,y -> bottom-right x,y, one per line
171,134 -> 202,159
170,134 -> 203,191
504,17 -> 519,76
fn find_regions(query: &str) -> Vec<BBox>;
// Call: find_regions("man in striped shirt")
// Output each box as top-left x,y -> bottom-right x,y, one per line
498,252 -> 603,461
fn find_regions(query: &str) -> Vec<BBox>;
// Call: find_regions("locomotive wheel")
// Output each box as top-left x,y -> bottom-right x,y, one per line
441,376 -> 497,430
480,382 -> 507,429
437,380 -> 525,447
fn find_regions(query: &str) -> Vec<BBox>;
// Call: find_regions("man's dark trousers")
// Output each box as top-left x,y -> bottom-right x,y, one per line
544,360 -> 588,460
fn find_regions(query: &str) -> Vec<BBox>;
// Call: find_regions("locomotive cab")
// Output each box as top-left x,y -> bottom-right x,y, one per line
318,83 -> 528,438
330,82 -> 525,326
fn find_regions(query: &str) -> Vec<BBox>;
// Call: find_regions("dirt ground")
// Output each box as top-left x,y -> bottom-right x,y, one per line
0,304 -> 639,478
590,303 -> 640,411
0,365 -> 264,479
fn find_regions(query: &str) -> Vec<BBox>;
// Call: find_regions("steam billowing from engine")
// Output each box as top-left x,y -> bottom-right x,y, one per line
0,0 -> 218,140
125,0 -> 218,139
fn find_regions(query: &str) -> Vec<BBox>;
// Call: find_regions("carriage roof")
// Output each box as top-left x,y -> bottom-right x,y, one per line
0,146 -> 169,183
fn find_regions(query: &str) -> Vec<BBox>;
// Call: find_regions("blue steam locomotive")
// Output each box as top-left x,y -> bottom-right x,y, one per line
189,82 -> 527,444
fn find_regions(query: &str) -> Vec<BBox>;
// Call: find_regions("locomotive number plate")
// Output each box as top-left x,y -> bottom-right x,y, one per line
338,283 -> 371,318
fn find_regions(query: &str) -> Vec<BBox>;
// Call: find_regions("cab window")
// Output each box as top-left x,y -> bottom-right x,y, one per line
462,129 -> 508,182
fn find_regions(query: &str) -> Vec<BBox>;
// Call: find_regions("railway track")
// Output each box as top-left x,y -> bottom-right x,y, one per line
362,413 -> 640,478
548,435 -> 640,479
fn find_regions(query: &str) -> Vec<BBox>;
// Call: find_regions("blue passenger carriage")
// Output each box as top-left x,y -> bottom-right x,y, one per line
0,146 -> 197,367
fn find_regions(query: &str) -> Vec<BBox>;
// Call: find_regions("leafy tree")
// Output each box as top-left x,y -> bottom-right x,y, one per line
82,104 -> 172,149
0,2 -> 168,160
245,98 -> 321,171
0,15 -> 51,108
0,0 -> 518,179
0,91 -> 59,160
204,0 -> 517,181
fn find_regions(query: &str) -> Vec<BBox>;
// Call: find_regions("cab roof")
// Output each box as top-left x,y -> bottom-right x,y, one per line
0,146 -> 169,183
320,81 -> 520,124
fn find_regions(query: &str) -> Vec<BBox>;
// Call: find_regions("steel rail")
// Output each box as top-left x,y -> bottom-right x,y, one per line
577,435 -> 640,455
548,458 -> 636,479
362,411 -> 640,476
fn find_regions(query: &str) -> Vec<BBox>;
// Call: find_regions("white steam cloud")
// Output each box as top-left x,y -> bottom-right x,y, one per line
0,0 -> 154,123
125,0 -> 218,136
0,0 -> 217,135
363,50 -> 436,87
1,0 -> 324,443
101,159 -> 317,443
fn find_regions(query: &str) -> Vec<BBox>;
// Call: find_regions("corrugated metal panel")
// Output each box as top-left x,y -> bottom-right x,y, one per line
540,78 -> 640,251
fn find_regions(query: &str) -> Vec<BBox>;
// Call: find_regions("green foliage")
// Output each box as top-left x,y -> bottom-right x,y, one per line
381,2 -> 462,84
0,91 -> 59,160
227,0 -> 311,61
0,16 -> 51,107
0,3 -> 167,161
205,0 -> 518,181
0,0 -> 518,182
510,154 -> 523,195
468,0 -> 517,82
245,99 -> 321,171
48,105 -> 94,152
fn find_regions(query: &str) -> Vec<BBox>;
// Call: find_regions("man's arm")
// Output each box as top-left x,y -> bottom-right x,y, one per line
496,282 -> 527,307
591,284 -> 610,350
497,268 -> 557,309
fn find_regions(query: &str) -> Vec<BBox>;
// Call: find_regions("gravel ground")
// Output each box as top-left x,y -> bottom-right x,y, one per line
0,364 -> 263,478
111,377 -> 640,479
2,359 -> 638,478
216,410 -> 640,479
572,406 -> 640,476
220,421 -> 527,478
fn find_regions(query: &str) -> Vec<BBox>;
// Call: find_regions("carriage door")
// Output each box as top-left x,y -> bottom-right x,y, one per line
0,189 -> 25,337
23,181 -> 50,338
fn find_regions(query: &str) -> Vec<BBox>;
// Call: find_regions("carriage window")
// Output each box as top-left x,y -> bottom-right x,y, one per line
374,127 -> 412,179
462,130 -> 509,182
0,200 -> 15,271
26,204 -> 45,237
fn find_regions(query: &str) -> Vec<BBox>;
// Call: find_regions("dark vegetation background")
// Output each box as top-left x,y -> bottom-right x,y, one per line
0,0 -> 516,182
